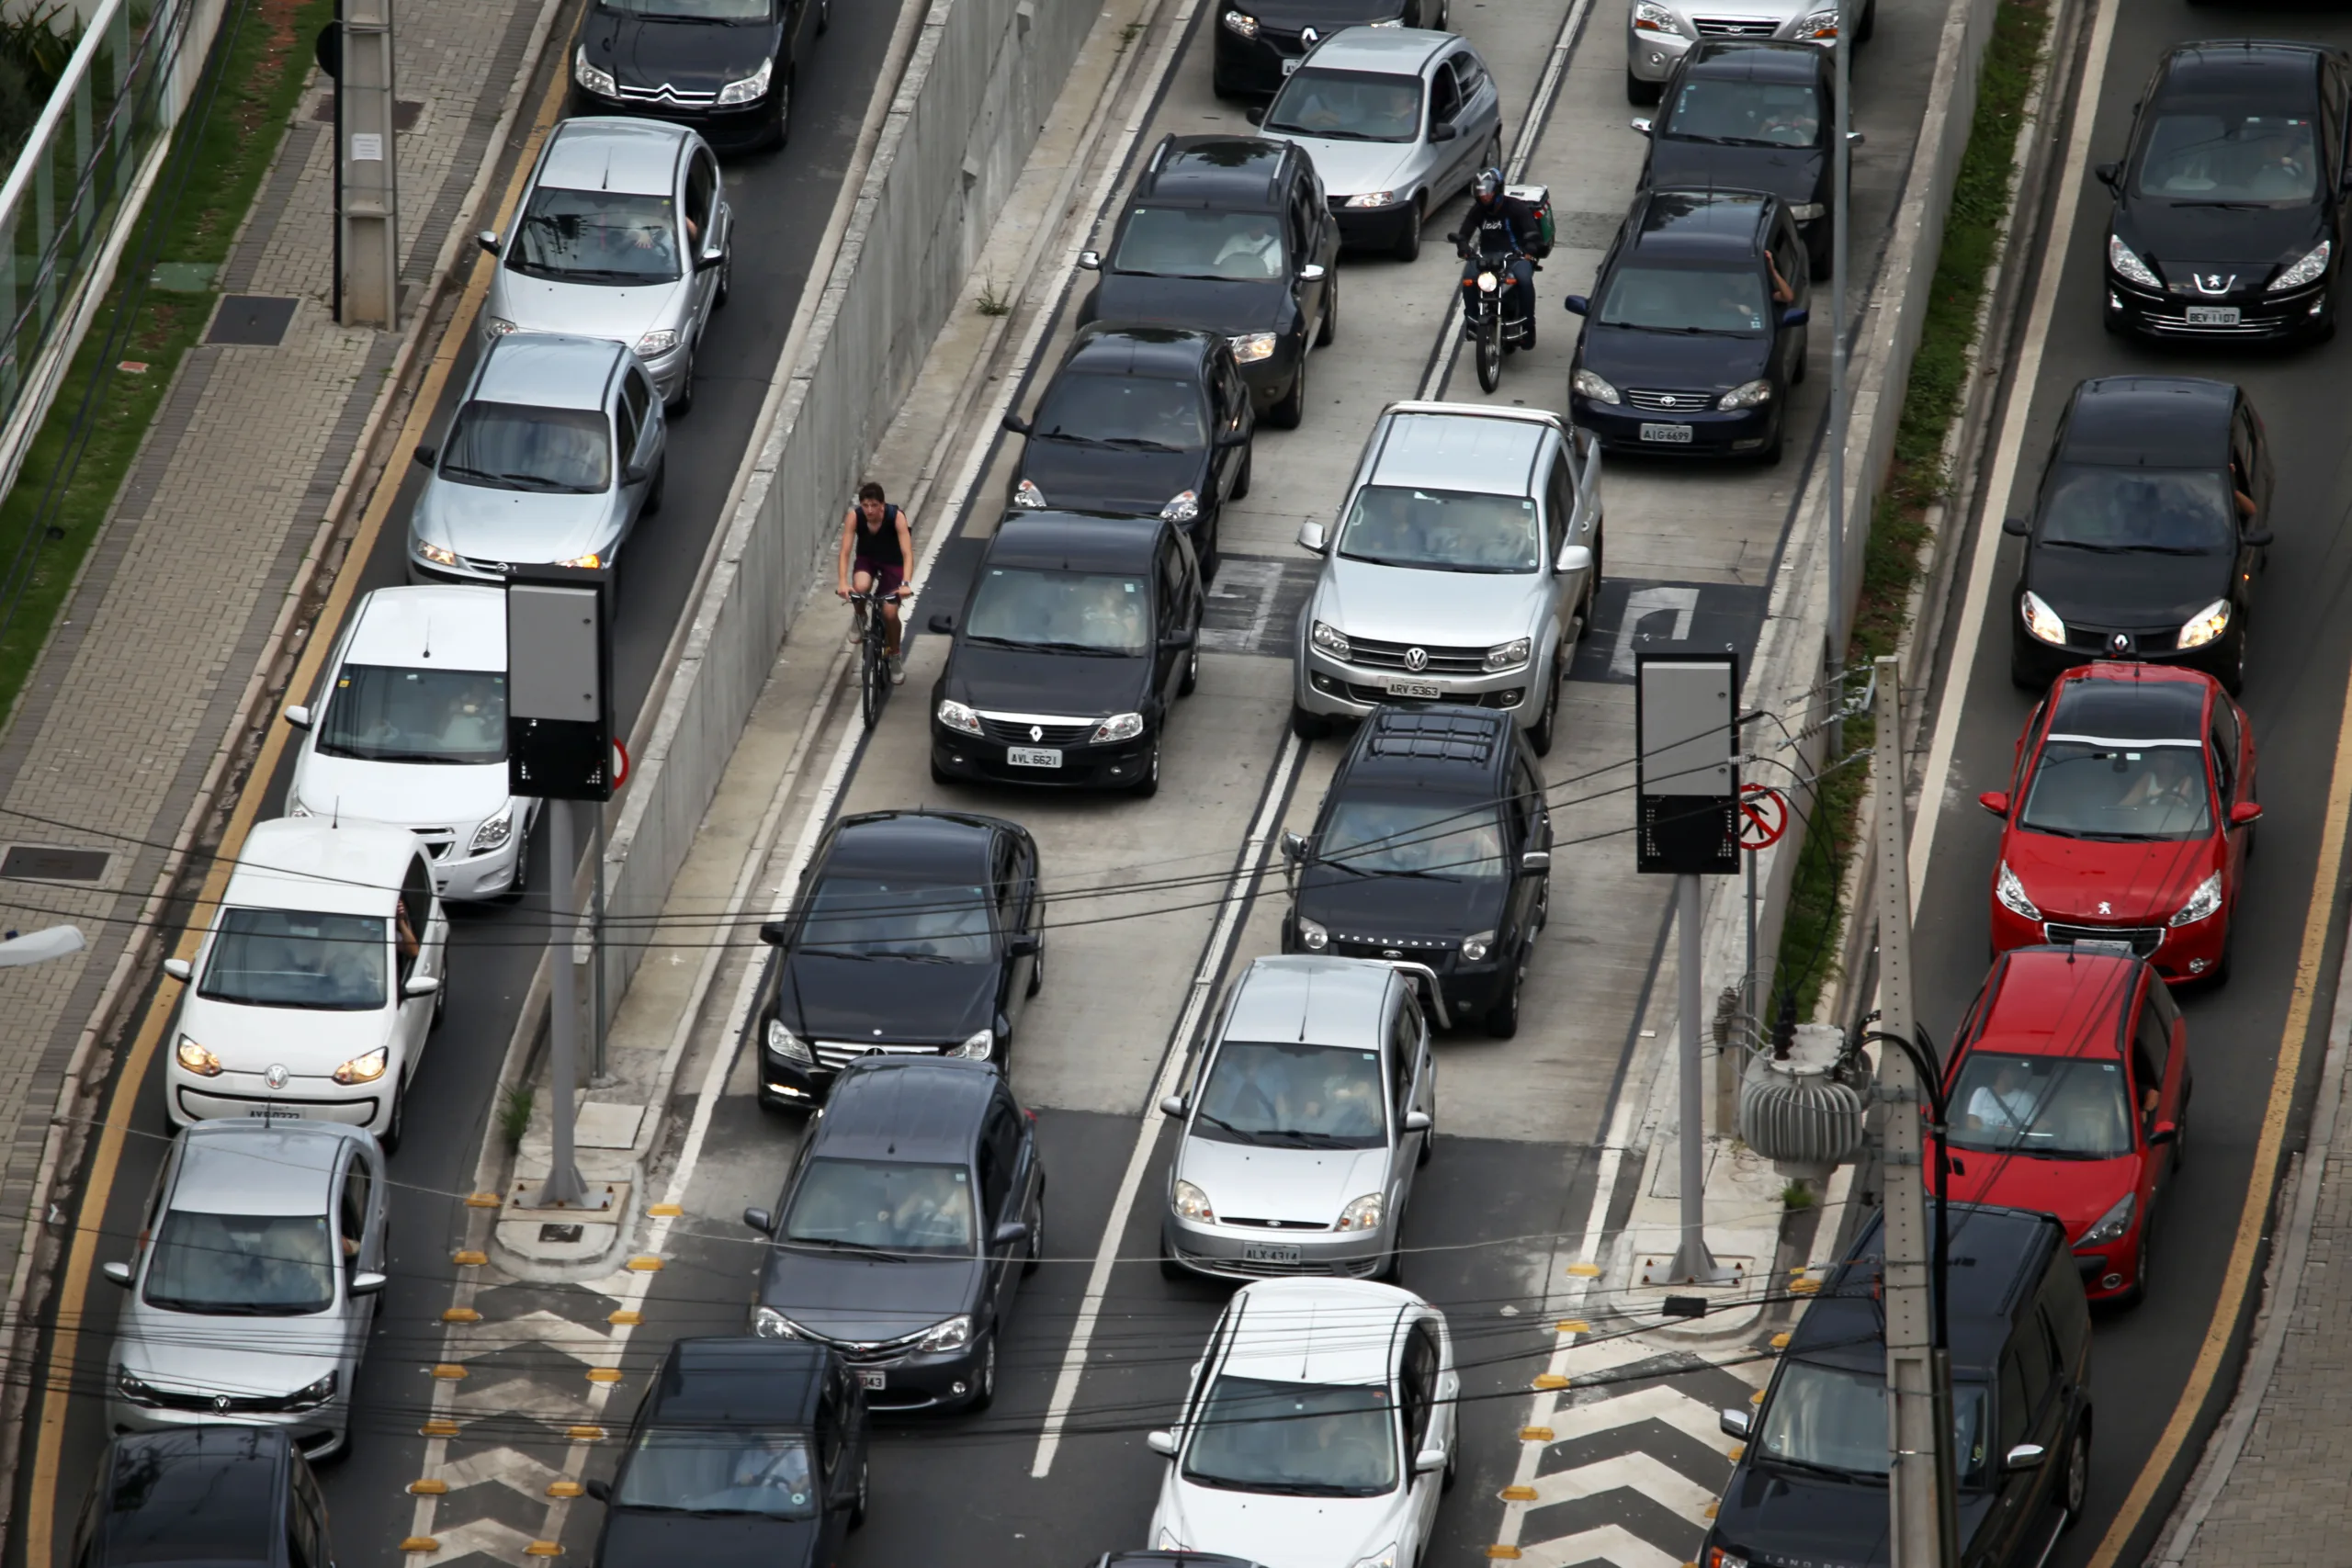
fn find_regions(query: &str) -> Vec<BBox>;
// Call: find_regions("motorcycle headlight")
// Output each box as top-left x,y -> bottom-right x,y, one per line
1788,202 -> 1826,221
1297,917 -> 1329,953
1173,1180 -> 1216,1222
1335,1193 -> 1384,1233
1229,331 -> 1278,364
482,315 -> 519,338
1461,929 -> 1496,962
333,1047 -> 388,1086
1477,271 -> 1498,293
1012,478 -> 1047,509
1222,7 -> 1258,35
285,1371 -> 338,1411
1091,711 -> 1145,744
2080,1191 -> 2136,1247
765,1018 -> 814,1065
1718,378 -> 1773,411
1996,862 -> 2042,922
918,1314 -> 973,1352
1161,490 -> 1200,523
1793,6 -> 1838,37
417,542 -> 461,568
2271,239 -> 2331,292
752,1306 -> 803,1340
937,699 -> 984,735
1632,1 -> 1686,33
2108,233 -> 2161,289
1485,637 -> 1531,671
1573,367 -> 1622,405
1345,190 -> 1396,208
1310,618 -> 1351,659
559,552 -> 605,570
572,48 -> 617,97
956,1029 -> 995,1061
175,1036 -> 221,1077
2177,599 -> 2230,650
715,57 -> 773,106
2019,590 -> 2066,647
2170,870 -> 2223,928
635,329 -> 679,356
469,803 -> 514,855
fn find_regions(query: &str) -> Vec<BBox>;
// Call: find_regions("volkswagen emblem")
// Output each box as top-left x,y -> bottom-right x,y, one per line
1302,24 -> 1318,41
212,1395 -> 231,1414
1404,647 -> 1429,672
2109,632 -> 2132,656
1659,395 -> 1678,407
1029,724 -> 1045,742
264,1064 -> 288,1089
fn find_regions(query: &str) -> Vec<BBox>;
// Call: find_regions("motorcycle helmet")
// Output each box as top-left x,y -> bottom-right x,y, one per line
1473,167 -> 1503,201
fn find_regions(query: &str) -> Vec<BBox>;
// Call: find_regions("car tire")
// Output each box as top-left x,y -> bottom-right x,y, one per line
1418,1122 -> 1434,1168
1197,519 -> 1221,585
432,976 -> 447,1032
715,248 -> 732,308
1317,272 -> 1339,347
1379,1240 -> 1404,1282
2218,622 -> 2247,696
1180,642 -> 1200,697
1395,198 -> 1423,263
381,1091 -> 404,1156
969,1334 -> 998,1411
1442,1441 -> 1458,1492
1485,964 -> 1523,1039
2008,627 -> 2049,691
2124,1208 -> 2154,1306
1133,740 -> 1161,798
1023,1196 -> 1044,1277
1233,443 -> 1253,500
1292,705 -> 1331,740
848,1458 -> 868,1529
1527,664 -> 1559,757
768,70 -> 794,151
1627,67 -> 1662,106
1272,351 -> 1308,429
1026,941 -> 1045,998
2059,1417 -> 2091,1530
1758,417 -> 1784,465
2210,913 -> 2235,987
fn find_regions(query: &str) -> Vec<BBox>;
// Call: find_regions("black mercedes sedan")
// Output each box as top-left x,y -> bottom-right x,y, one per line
1003,324 -> 1256,580
1636,40 -> 1843,276
927,512 -> 1204,796
1077,135 -> 1339,429
2098,39 -> 2352,344
1213,0 -> 1448,99
743,1057 -> 1044,1415
570,0 -> 825,154
2007,376 -> 2271,694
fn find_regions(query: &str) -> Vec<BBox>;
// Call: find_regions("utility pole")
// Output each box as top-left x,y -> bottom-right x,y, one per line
336,0 -> 399,327
1825,0 -> 1853,747
1871,654 -> 1958,1568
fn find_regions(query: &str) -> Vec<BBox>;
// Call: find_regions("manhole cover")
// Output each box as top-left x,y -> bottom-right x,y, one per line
538,1224 -> 585,1245
0,845 -> 108,882
207,295 -> 299,346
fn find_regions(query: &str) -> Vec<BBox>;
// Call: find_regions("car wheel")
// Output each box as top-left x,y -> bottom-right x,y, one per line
969,1334 -> 997,1411
1232,442 -> 1253,500
1758,415 -> 1784,465
1272,350 -> 1308,429
1379,1240 -> 1404,1282
1856,0 -> 1876,42
1023,1197 -> 1044,1276
1317,272 -> 1338,347
1180,642 -> 1200,697
1485,964 -> 1523,1039
1418,1121 -> 1434,1168
2219,622 -> 2247,696
770,70 -> 794,150
1395,198 -> 1422,263
1133,740 -> 1161,798
1292,705 -> 1331,740
2060,1418 -> 2091,1529
1442,1440 -> 1458,1491
670,349 -> 695,417
2210,912 -> 2235,987
715,248 -> 732,309
1527,664 -> 1558,757
1482,130 -> 1503,178
432,976 -> 447,1032
848,1458 -> 868,1528
2125,1209 -> 2154,1306
1026,941 -> 1044,998
381,1091 -> 405,1155
1196,519 -> 1220,585
1626,67 -> 1662,105
2009,626 -> 2049,691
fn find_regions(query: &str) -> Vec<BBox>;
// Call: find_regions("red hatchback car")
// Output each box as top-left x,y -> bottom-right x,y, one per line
1980,662 -> 2259,983
1938,945 -> 2189,1303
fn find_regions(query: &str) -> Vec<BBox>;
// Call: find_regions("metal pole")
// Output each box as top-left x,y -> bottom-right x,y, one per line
536,801 -> 587,1207
1667,872 -> 1733,1283
591,807 -> 608,1083
1824,0 -> 1853,750
337,0 -> 398,326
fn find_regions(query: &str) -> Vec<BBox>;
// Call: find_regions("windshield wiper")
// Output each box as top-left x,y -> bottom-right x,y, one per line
858,951 -> 961,964
781,1236 -> 908,1260
2167,199 -> 2273,209
438,463 -> 501,483
1024,639 -> 1129,655
1261,1128 -> 1360,1148
2119,543 -> 2222,555
1278,125 -> 1374,140
1036,430 -> 1114,446
1762,1452 -> 1882,1484
2038,538 -> 2127,552
1100,437 -> 1182,451
345,749 -> 463,764
1193,1111 -> 1259,1141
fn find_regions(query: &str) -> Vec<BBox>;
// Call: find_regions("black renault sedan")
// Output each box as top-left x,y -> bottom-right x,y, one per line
2098,39 -> 2352,344
1636,41 -> 1840,276
1077,135 -> 1339,429
570,0 -> 825,154
752,810 -> 1043,1111
927,512 -> 1205,796
2007,376 -> 2271,694
1565,188 -> 1812,462
743,1057 -> 1044,1414
1213,0 -> 1448,99
586,1338 -> 866,1568
1003,324 -> 1256,579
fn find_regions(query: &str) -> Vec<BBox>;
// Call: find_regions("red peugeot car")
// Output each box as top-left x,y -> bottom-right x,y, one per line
1979,661 -> 2259,984
1937,944 -> 2189,1303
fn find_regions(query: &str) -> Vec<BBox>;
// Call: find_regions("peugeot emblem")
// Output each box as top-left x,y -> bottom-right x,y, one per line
265,1064 -> 288,1090
2109,632 -> 2131,656
1404,647 -> 1429,672
1660,395 -> 1678,407
2199,273 -> 2226,292
1029,724 -> 1044,742
1302,24 -> 1318,41
2098,901 -> 2112,916
212,1395 -> 231,1414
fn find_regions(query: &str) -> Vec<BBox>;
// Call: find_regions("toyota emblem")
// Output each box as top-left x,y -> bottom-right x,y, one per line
1659,395 -> 1678,407
2109,632 -> 2132,656
1029,724 -> 1045,742
1383,948 -> 1403,959
265,1064 -> 288,1089
1404,647 -> 1429,672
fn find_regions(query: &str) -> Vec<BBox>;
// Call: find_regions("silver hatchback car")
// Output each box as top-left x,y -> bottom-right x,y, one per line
480,117 -> 731,411
104,1119 -> 388,1460
1159,955 -> 1435,1280
1624,0 -> 1873,104
408,331 -> 666,583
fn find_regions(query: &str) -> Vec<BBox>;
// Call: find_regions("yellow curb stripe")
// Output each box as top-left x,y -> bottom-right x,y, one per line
1555,1318 -> 1589,1334
465,1192 -> 503,1209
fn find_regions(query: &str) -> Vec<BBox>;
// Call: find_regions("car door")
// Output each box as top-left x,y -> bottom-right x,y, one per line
1283,176 -> 1328,343
1975,1344 -> 2040,1565
977,1098 -> 1026,1325
1426,62 -> 1467,190
991,832 -> 1035,1029
333,1153 -> 376,1371
2207,694 -> 2252,895
628,364 -> 666,502
395,856 -> 439,1074
1216,349 -> 1254,500
1397,1319 -> 1445,1551
2229,400 -> 2268,605
1542,442 -> 1579,637
683,148 -> 724,335
1769,217 -> 1810,381
2129,978 -> 2177,1208
1453,51 -> 1502,179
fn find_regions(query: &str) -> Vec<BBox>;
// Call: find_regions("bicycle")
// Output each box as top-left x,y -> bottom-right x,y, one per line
847,585 -> 907,729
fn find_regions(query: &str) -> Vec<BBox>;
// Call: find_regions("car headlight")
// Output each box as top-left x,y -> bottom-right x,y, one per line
1310,618 -> 1351,659
937,699 -> 983,735
116,1369 -> 164,1406
2170,870 -> 2223,928
1996,862 -> 2041,921
2080,1191 -> 2136,1247
956,1029 -> 995,1061
417,542 -> 461,568
1229,331 -> 1278,364
1632,0 -> 1686,32
1477,270 -> 1498,293
1222,6 -> 1257,34
1485,637 -> 1531,671
1706,1551 -> 1750,1568
483,315 -> 518,338
1461,929 -> 1496,962
1012,478 -> 1047,508
1793,6 -> 1838,37
573,48 -> 617,96
2019,590 -> 2065,647
2108,233 -> 2161,289
1335,1193 -> 1384,1233
559,552 -> 605,569
715,57 -> 773,106
635,329 -> 679,356
1788,202 -> 1826,220
333,1047 -> 388,1086
2271,239 -> 2331,292
1573,367 -> 1622,405
752,1306 -> 802,1339
1173,1180 -> 1216,1222
1346,190 -> 1396,208
175,1036 -> 221,1077
2177,599 -> 2230,650
1162,490 -> 1200,523
1091,712 -> 1145,744
765,1018 -> 814,1064
1351,1547 -> 1401,1568
1718,378 -> 1773,411
1298,917 -> 1329,953
469,803 -> 514,855
918,1314 -> 974,1352
284,1372 -> 338,1411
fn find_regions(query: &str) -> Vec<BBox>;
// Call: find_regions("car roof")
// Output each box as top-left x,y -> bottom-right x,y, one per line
2158,39 -> 2328,101
1102,1556 -> 1264,1568
1686,39 -> 1826,80
1301,26 -> 1453,72
1137,135 -> 1289,209
985,511 -> 1168,572
1629,187 -> 1772,258
647,1337 -> 827,1427
172,1121 -> 352,1216
100,1427 -> 287,1568
1221,1278 -> 1419,1385
224,819 -> 420,918
816,1058 -> 997,1163
1972,946 -> 2143,1058
822,810 -> 1000,883
1340,705 -> 1513,794
1223,956 -> 1396,1048
2046,662 -> 2213,742
1789,1203 -> 2063,1373
1368,407 -> 1548,497
2062,377 -> 2233,467
1065,323 -> 1219,379
345,584 -> 507,671
474,333 -> 624,412
538,117 -> 687,197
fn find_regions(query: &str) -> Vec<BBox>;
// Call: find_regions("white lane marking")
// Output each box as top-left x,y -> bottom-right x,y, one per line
1907,0 -> 2118,903
1029,728 -> 1304,1479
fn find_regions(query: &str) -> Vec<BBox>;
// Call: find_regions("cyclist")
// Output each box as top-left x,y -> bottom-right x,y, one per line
1451,169 -> 1540,348
833,480 -> 915,683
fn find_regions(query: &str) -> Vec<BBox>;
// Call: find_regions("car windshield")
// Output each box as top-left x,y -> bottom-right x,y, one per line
143,1210 -> 334,1315
1264,68 -> 1423,142
1320,797 -> 1508,879
439,401 -> 610,493
2133,109 -> 2318,203
963,567 -> 1152,654
1948,1052 -> 2134,1159
599,0 -> 769,16
317,664 -> 505,764
1334,484 -> 1539,572
799,876 -> 992,961
200,908 -> 388,1010
1665,77 -> 1823,146
509,188 -> 681,283
1182,1376 -> 1399,1496
613,1429 -> 818,1517
1113,207 -> 1289,281
2018,738 -> 2212,840
1034,373 -> 1205,449
1757,1362 -> 1990,1483
1193,1040 -> 1388,1148
2036,465 -> 2233,553
783,1158 -> 976,1256
1597,264 -> 1770,334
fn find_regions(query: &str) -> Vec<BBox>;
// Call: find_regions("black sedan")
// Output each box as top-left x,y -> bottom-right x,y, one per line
1213,0 -> 1448,100
1077,134 -> 1339,429
1003,324 -> 1255,579
752,809 -> 1042,1110
1565,187 -> 1811,462
571,0 -> 826,154
586,1339 -> 866,1568
2098,39 -> 2351,344
2007,375 -> 2272,695
1636,40 -> 1843,276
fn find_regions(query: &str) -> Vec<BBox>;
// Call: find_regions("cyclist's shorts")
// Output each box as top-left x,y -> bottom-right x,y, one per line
852,558 -> 905,596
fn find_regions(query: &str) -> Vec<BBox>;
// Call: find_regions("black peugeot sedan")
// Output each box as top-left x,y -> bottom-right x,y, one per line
1077,135 -> 1339,429
1565,187 -> 1812,462
1279,705 -> 1551,1036
752,810 -> 1043,1110
2007,376 -> 2271,694
2099,39 -> 2352,344
1213,0 -> 1448,99
1003,324 -> 1256,579
570,0 -> 826,154
1636,41 -> 1842,276
927,512 -> 1205,796
743,1056 -> 1045,1414
586,1338 -> 866,1568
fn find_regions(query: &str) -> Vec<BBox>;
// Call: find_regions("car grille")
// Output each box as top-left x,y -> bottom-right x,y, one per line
2054,624 -> 2183,656
459,555 -> 514,576
130,1385 -> 317,1415
2136,309 -> 2292,338
1625,387 -> 1718,412
1343,636 -> 1489,673
1693,16 -> 1781,35
613,81 -> 719,107
1330,936 -> 1459,970
1222,1216 -> 1334,1230
812,1040 -> 948,1071
413,828 -> 455,861
977,714 -> 1098,746
2042,923 -> 2164,959
787,1325 -> 926,1365
1173,1241 -> 1384,1279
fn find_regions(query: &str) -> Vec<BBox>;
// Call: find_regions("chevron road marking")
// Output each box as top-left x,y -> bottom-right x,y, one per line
1517,1524 -> 1687,1568
1521,1450 -> 1721,1517
437,1449 -> 568,1502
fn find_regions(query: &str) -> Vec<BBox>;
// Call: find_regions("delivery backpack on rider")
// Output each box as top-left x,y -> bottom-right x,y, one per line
1448,168 -> 1555,391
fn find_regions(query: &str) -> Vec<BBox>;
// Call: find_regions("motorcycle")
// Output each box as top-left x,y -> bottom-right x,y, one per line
1458,245 -> 1535,393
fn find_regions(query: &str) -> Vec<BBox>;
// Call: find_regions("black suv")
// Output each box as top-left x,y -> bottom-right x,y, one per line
1279,704 -> 1551,1036
1077,136 -> 1340,429
1214,0 -> 1447,98
2007,376 -> 2272,694
2099,39 -> 2352,344
1004,324 -> 1257,579
1706,1203 -> 2095,1568
586,1338 -> 867,1568
1636,41 -> 1840,276
744,1057 -> 1045,1413
74,1428 -> 334,1568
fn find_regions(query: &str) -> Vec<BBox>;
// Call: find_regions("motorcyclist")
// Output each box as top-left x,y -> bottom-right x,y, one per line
1448,168 -> 1540,348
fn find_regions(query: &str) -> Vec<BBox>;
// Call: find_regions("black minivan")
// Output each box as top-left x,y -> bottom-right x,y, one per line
1704,1203 -> 2095,1568
1278,704 -> 1551,1037
76,1429 -> 334,1568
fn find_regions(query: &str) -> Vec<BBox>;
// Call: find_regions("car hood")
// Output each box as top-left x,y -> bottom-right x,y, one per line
774,953 -> 998,1044
757,1250 -> 981,1344
942,640 -> 1155,719
1271,137 -> 1417,199
117,1311 -> 346,1397
2113,195 -> 2328,286
579,6 -> 781,94
488,270 -> 690,345
176,994 -> 394,1076
1646,141 -> 1825,209
598,1508 -> 819,1568
1712,1462 -> 1997,1567
1015,439 -> 1208,516
1577,320 -> 1772,393
1942,1144 -> 2139,1243
413,477 -> 621,568
1173,1137 -> 1391,1224
1297,866 -> 1502,942
290,748 -> 512,831
2022,543 -> 2231,632
1155,1478 -> 1403,1568
1243,0 -> 1408,20
1086,275 -> 1290,337
1314,554 -> 1549,649
1999,827 -> 2220,926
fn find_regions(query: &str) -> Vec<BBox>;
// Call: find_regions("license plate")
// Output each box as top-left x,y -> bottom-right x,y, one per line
1385,680 -> 1442,699
2073,938 -> 2136,956
2186,306 -> 2240,326
1006,746 -> 1062,768
1243,1242 -> 1302,1265
1640,422 -> 1693,444
1281,57 -> 1299,73
856,1370 -> 887,1391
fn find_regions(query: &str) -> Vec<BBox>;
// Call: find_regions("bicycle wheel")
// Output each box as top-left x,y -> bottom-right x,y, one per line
860,620 -> 885,729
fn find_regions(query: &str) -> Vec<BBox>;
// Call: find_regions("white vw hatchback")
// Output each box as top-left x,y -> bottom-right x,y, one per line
1148,1278 -> 1458,1568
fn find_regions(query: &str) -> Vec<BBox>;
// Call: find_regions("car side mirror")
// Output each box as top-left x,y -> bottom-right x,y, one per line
1078,250 -> 1102,271
163,958 -> 192,982
2242,525 -> 2275,547
991,1220 -> 1031,1248
1555,543 -> 1592,578
1160,1094 -> 1188,1118
1780,306 -> 1810,328
103,1260 -> 133,1286
1414,1445 -> 1447,1474
695,246 -> 724,271
759,919 -> 791,945
1629,117 -> 1652,134
2147,1120 -> 2178,1145
927,613 -> 957,634
284,705 -> 311,731
2004,1442 -> 2047,1472
1846,130 -> 1865,145
1281,830 -> 1308,863
1299,263 -> 1327,282
1002,412 -> 1032,435
2001,514 -> 2031,536
402,975 -> 442,998
349,1271 -> 388,1296
1430,121 -> 1458,142
1521,850 -> 1552,873
584,1478 -> 612,1504
1296,519 -> 1329,553
1563,294 -> 1589,315
1007,932 -> 1041,957
2230,800 -> 2264,827
1161,626 -> 1197,650
1147,1430 -> 1179,1457
1977,791 -> 2009,818
622,463 -> 650,487
476,230 -> 500,256
1216,428 -> 1250,448
1720,1407 -> 1753,1438
743,1207 -> 775,1235
1244,103 -> 1265,125
2095,161 -> 2121,191
1403,1110 -> 1432,1133
413,443 -> 437,467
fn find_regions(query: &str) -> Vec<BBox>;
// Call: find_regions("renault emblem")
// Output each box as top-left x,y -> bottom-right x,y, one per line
1029,724 -> 1044,742
265,1064 -> 288,1089
1404,647 -> 1429,672
2109,632 -> 2131,656
1302,24 -> 1318,42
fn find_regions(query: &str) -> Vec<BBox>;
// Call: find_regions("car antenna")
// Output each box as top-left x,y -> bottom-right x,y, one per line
422,616 -> 433,660
333,796 -> 340,830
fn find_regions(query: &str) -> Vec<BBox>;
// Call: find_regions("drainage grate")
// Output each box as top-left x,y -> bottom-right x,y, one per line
207,295 -> 299,346
0,845 -> 109,882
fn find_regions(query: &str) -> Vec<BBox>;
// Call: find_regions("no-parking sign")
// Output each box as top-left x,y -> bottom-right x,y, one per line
1738,784 -> 1788,852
